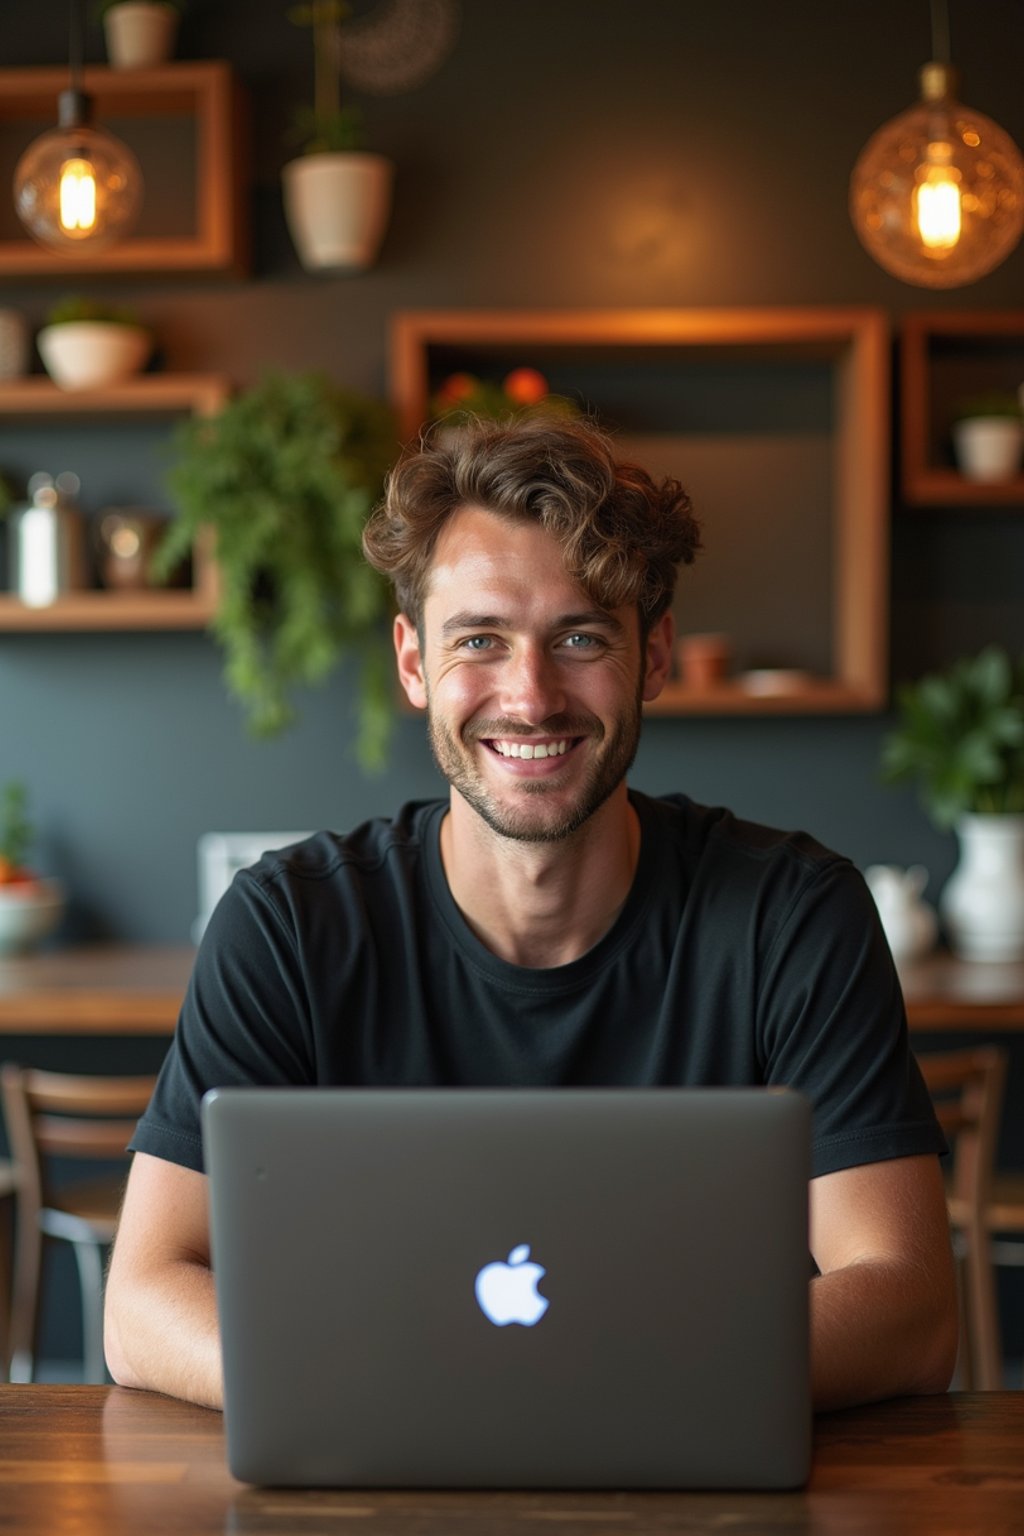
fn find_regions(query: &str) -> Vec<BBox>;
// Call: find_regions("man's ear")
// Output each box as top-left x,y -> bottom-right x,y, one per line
642,610 -> 675,703
394,613 -> 427,710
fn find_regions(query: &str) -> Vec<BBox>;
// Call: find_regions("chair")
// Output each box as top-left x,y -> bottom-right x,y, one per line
0,1156 -> 17,1374
917,1047 -> 1008,1390
0,1066 -> 156,1385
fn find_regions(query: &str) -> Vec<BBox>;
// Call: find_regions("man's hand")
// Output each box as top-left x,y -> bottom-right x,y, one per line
104,1153 -> 223,1410
809,1153 -> 958,1412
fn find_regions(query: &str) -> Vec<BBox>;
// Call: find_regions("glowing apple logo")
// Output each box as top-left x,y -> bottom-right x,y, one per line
474,1244 -> 550,1327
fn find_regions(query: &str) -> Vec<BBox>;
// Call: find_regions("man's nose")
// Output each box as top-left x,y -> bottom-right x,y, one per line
498,645 -> 566,724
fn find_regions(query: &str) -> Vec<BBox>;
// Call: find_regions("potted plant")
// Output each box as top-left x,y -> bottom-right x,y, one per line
881,646 -> 1024,961
281,1 -> 393,271
37,295 -> 151,391
430,367 -> 580,424
0,782 -> 65,956
96,0 -> 182,69
151,371 -> 398,769
951,392 -> 1024,483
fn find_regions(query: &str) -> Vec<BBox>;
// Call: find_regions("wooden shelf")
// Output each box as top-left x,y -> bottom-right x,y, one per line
392,308 -> 891,715
0,61 -> 247,277
901,311 -> 1024,507
0,373 -> 227,631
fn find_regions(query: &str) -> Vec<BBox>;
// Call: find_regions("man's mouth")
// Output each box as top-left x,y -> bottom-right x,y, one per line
485,737 -> 578,760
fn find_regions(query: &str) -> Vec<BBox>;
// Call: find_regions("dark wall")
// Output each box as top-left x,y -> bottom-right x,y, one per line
2,0 -> 1023,937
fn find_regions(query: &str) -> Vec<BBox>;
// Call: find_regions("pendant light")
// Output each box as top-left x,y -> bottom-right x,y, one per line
13,0 -> 143,255
849,0 -> 1024,287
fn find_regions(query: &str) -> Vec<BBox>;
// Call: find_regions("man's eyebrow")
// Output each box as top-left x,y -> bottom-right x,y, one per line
440,609 -> 626,636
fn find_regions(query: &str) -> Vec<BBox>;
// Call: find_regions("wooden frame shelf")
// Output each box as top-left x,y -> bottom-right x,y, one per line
901,311 -> 1024,507
0,373 -> 228,631
392,308 -> 891,715
0,61 -> 247,277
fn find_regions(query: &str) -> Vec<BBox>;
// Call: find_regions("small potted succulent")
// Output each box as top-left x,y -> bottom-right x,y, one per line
37,295 -> 152,391
951,392 -> 1024,483
881,646 -> 1024,961
96,0 -> 183,69
0,782 -> 65,956
282,1 -> 393,271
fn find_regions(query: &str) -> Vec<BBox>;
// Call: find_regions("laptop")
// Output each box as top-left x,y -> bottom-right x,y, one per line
202,1086 -> 811,1490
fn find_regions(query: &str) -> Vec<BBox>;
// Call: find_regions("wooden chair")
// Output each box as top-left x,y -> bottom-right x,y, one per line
917,1047 -> 1008,1391
0,1156 -> 17,1375
0,1066 -> 156,1385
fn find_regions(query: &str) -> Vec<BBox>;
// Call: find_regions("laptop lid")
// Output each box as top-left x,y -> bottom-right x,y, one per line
202,1087 -> 811,1490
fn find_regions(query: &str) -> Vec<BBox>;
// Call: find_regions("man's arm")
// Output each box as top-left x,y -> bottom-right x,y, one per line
809,1152 -> 958,1412
104,1152 -> 223,1410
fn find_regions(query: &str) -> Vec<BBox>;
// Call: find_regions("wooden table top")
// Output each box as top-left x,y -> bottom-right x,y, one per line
0,944 -> 1023,1035
0,1387 -> 1022,1535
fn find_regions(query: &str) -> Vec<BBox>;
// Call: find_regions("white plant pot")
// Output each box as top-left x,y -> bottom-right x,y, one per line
952,417 -> 1023,483
103,2 -> 179,68
282,153 -> 394,272
941,814 -> 1024,962
37,322 -> 152,391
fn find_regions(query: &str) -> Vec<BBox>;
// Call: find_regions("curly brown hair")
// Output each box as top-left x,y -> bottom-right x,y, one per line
362,413 -> 701,634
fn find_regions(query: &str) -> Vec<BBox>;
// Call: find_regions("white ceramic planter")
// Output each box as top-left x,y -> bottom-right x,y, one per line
37,322 -> 152,390
282,153 -> 394,272
941,814 -> 1024,962
952,416 -> 1024,482
103,2 -> 179,69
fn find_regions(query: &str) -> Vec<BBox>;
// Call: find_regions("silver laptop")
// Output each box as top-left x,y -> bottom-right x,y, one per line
202,1087 -> 811,1490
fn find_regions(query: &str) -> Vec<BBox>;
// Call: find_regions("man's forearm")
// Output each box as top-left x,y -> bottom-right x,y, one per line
810,1257 -> 957,1413
104,1257 -> 223,1411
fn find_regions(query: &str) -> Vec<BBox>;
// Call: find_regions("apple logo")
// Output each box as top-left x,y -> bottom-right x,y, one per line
474,1244 -> 550,1327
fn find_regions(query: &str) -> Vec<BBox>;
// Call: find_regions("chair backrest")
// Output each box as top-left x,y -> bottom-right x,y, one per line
916,1047 -> 1008,1224
0,1066 -> 156,1205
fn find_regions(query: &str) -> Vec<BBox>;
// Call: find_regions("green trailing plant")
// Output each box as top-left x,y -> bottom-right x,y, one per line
45,294 -> 143,328
287,0 -> 364,154
152,371 -> 398,770
881,646 -> 1024,827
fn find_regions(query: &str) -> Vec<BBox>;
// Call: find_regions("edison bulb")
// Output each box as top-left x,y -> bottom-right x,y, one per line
850,63 -> 1024,287
14,121 -> 142,255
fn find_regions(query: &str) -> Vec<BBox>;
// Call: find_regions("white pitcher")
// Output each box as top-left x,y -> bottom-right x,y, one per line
864,865 -> 938,962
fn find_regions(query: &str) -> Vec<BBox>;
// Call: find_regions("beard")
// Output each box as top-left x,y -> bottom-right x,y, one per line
426,689 -> 645,845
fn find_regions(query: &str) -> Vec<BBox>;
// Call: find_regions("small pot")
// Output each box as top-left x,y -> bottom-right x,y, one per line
677,632 -> 733,689
282,152 -> 394,271
37,322 -> 151,390
952,416 -> 1023,483
103,2 -> 179,69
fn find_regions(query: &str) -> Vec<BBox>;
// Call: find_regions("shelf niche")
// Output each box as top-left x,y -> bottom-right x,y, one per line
901,311 -> 1024,508
0,374 -> 228,631
391,308 -> 891,716
0,61 -> 247,277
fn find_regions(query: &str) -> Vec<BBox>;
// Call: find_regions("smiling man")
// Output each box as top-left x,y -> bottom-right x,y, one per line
105,414 -> 956,1412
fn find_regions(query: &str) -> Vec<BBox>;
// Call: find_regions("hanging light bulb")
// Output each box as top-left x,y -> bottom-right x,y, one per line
12,2 -> 143,256
849,6 -> 1024,287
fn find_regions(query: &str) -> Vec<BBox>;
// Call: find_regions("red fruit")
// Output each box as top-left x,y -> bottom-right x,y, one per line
436,372 -> 479,405
503,367 -> 549,405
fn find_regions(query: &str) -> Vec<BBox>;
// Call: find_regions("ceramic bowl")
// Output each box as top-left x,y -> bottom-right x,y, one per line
37,322 -> 151,391
0,878 -> 65,956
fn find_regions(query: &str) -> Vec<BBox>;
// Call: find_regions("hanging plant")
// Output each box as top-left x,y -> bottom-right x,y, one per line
153,370 -> 398,770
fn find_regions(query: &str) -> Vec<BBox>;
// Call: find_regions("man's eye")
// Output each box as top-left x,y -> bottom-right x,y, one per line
462,635 -> 494,651
562,632 -> 601,650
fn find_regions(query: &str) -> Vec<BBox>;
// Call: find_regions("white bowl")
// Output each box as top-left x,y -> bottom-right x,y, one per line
0,878 -> 65,956
37,322 -> 151,391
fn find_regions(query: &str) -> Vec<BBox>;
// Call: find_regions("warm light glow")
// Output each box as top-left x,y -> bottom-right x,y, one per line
914,143 -> 961,249
58,156 -> 97,233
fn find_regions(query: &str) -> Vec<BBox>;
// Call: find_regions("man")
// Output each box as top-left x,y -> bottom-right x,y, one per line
105,413 -> 957,1412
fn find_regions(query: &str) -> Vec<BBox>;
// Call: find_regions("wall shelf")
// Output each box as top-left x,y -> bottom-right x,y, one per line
391,308 -> 891,715
901,311 -> 1024,507
0,61 -> 247,277
0,373 -> 228,631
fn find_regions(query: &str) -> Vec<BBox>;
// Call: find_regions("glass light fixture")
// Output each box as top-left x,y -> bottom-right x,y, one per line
13,1 -> 143,256
849,4 -> 1024,288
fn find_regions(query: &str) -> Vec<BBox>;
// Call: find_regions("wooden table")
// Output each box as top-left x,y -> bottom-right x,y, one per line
0,946 -> 1022,1037
0,1387 -> 1022,1535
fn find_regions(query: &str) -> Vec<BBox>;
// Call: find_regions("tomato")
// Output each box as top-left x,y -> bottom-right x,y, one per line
503,367 -> 549,405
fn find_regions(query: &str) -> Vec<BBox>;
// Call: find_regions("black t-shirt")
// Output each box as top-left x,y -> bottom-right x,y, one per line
131,793 -> 944,1178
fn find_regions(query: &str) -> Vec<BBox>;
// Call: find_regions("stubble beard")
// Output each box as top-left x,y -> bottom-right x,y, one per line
426,687 -> 645,845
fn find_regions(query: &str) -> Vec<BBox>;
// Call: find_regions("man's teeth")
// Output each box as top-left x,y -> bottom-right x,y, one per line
493,739 -> 569,760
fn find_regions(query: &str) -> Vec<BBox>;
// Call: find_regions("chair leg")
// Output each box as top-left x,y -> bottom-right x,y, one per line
7,1212 -> 42,1385
963,1221 -> 1003,1390
71,1239 -> 108,1385
0,1195 -> 12,1377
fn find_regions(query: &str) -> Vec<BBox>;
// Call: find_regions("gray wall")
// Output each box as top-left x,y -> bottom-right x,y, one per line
3,0 -> 1024,937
